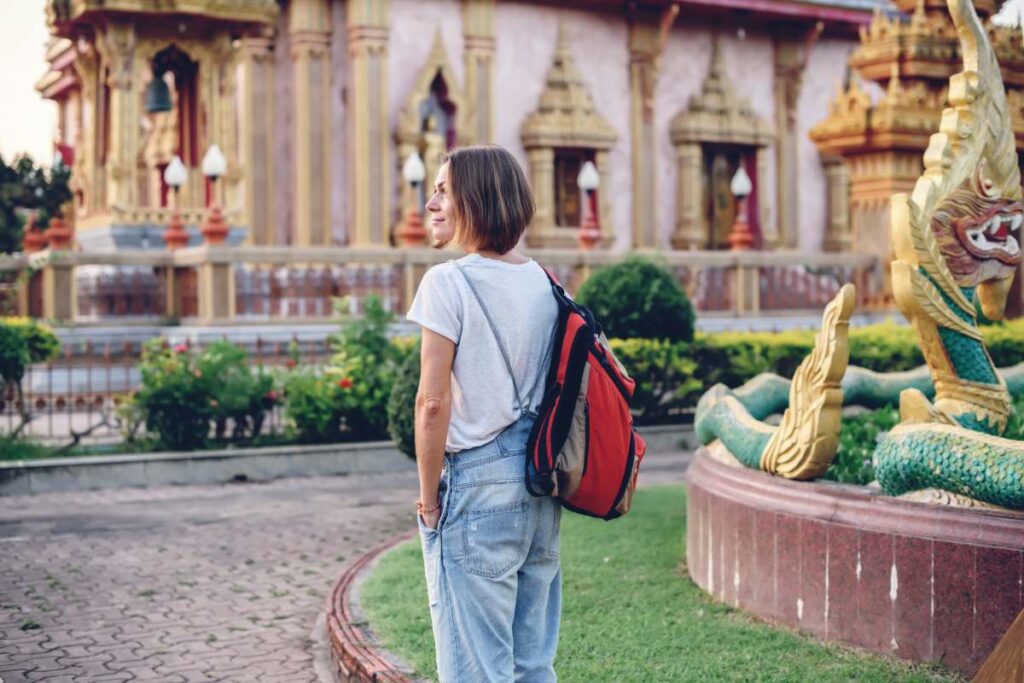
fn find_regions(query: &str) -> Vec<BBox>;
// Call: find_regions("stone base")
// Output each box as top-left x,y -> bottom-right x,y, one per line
75,224 -> 248,251
686,449 -> 1024,678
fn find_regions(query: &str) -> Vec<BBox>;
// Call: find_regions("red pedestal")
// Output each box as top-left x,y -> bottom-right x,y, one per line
43,217 -> 73,250
21,216 -> 46,253
164,211 -> 189,250
727,197 -> 754,251
201,204 -> 229,245
577,191 -> 601,250
396,207 -> 427,247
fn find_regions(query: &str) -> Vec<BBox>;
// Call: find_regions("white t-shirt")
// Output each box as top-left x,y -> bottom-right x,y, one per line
407,253 -> 559,453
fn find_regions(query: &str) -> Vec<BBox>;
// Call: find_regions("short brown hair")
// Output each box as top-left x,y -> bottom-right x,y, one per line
442,145 -> 536,254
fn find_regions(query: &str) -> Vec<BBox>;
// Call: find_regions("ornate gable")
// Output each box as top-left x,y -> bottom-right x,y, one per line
520,26 -> 617,151
670,40 -> 774,147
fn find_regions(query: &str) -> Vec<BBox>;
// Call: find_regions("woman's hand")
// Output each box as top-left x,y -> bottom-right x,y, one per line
420,505 -> 442,530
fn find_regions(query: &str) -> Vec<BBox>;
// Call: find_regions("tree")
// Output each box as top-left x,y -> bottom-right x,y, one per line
0,153 -> 73,254
0,155 -> 26,254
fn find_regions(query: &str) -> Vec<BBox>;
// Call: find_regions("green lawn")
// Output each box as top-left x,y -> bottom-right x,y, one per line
361,486 -> 964,683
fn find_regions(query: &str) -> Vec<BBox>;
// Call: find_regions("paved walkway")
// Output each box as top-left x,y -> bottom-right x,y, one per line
0,450 -> 688,683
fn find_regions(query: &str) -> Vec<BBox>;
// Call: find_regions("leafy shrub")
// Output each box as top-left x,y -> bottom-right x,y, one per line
576,258 -> 695,342
822,406 -> 899,485
610,339 -> 702,425
284,296 -> 401,443
136,341 -> 214,451
387,339 -> 420,459
136,340 -> 276,451
983,318 -> 1024,367
196,341 -> 275,441
1,317 -> 60,363
0,323 -> 28,387
1006,393 -> 1024,442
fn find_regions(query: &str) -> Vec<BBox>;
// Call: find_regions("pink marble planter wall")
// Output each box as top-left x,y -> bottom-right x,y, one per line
686,452 -> 1024,678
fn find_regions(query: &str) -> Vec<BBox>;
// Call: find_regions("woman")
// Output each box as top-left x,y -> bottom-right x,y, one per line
407,145 -> 562,682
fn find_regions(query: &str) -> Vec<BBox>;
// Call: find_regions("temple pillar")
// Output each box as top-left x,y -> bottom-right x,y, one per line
772,28 -> 820,249
238,31 -> 276,246
347,0 -> 390,246
96,19 -> 139,211
527,147 -> 555,236
463,0 -> 495,145
671,143 -> 704,249
42,259 -> 75,323
70,43 -> 101,219
822,155 -> 851,252
629,7 -> 677,249
290,0 -> 332,246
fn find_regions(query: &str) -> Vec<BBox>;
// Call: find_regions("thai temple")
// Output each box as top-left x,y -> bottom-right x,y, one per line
25,0 -> 1024,321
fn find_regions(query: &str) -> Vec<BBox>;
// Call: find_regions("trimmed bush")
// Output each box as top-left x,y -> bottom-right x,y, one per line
609,338 -> 702,424
387,339 -> 420,459
576,257 -> 695,342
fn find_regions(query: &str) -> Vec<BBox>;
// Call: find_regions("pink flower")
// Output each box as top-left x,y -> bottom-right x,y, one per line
337,378 -> 353,390
264,390 -> 279,402
173,343 -> 188,354
193,370 -> 202,378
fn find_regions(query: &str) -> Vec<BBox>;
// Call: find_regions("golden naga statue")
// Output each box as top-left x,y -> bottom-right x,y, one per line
696,0 -> 1024,509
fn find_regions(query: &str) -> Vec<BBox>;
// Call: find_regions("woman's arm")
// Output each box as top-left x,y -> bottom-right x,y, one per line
415,328 -> 456,529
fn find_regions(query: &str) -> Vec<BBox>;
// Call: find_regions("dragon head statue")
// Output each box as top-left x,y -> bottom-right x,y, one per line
892,0 -> 1021,321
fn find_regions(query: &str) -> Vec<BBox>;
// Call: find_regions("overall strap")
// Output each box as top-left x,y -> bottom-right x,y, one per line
453,261 -> 553,415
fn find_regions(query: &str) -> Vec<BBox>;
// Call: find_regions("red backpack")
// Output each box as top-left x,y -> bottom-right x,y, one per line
525,270 -> 646,520
455,263 -> 645,521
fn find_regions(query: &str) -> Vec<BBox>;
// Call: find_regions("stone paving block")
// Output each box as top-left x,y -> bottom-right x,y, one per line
0,455 -> 688,681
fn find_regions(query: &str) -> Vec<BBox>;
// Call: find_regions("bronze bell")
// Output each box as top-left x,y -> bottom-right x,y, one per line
145,76 -> 172,113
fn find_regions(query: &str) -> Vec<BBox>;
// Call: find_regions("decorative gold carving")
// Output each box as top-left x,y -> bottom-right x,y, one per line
759,284 -> 856,479
670,39 -> 774,250
890,0 -> 1018,434
521,25 -> 617,249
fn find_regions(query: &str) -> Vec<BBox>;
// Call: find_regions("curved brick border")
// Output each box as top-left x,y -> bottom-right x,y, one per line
686,450 -> 1024,678
326,530 -> 420,682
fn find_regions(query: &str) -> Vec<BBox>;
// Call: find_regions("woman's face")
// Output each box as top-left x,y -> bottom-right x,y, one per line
426,162 -> 455,248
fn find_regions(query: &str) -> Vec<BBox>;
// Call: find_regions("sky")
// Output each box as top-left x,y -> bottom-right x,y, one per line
0,0 -> 56,166
0,0 -> 1022,169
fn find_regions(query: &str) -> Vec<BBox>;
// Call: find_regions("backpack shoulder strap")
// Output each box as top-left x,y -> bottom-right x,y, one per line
453,261 -> 527,414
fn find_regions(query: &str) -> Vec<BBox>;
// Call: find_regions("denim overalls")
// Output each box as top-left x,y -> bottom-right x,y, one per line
416,264 -> 562,682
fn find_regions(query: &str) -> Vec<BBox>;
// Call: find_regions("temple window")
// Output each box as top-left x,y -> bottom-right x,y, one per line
394,31 -> 471,244
669,40 -> 774,250
521,27 -> 617,248
553,148 -> 595,229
